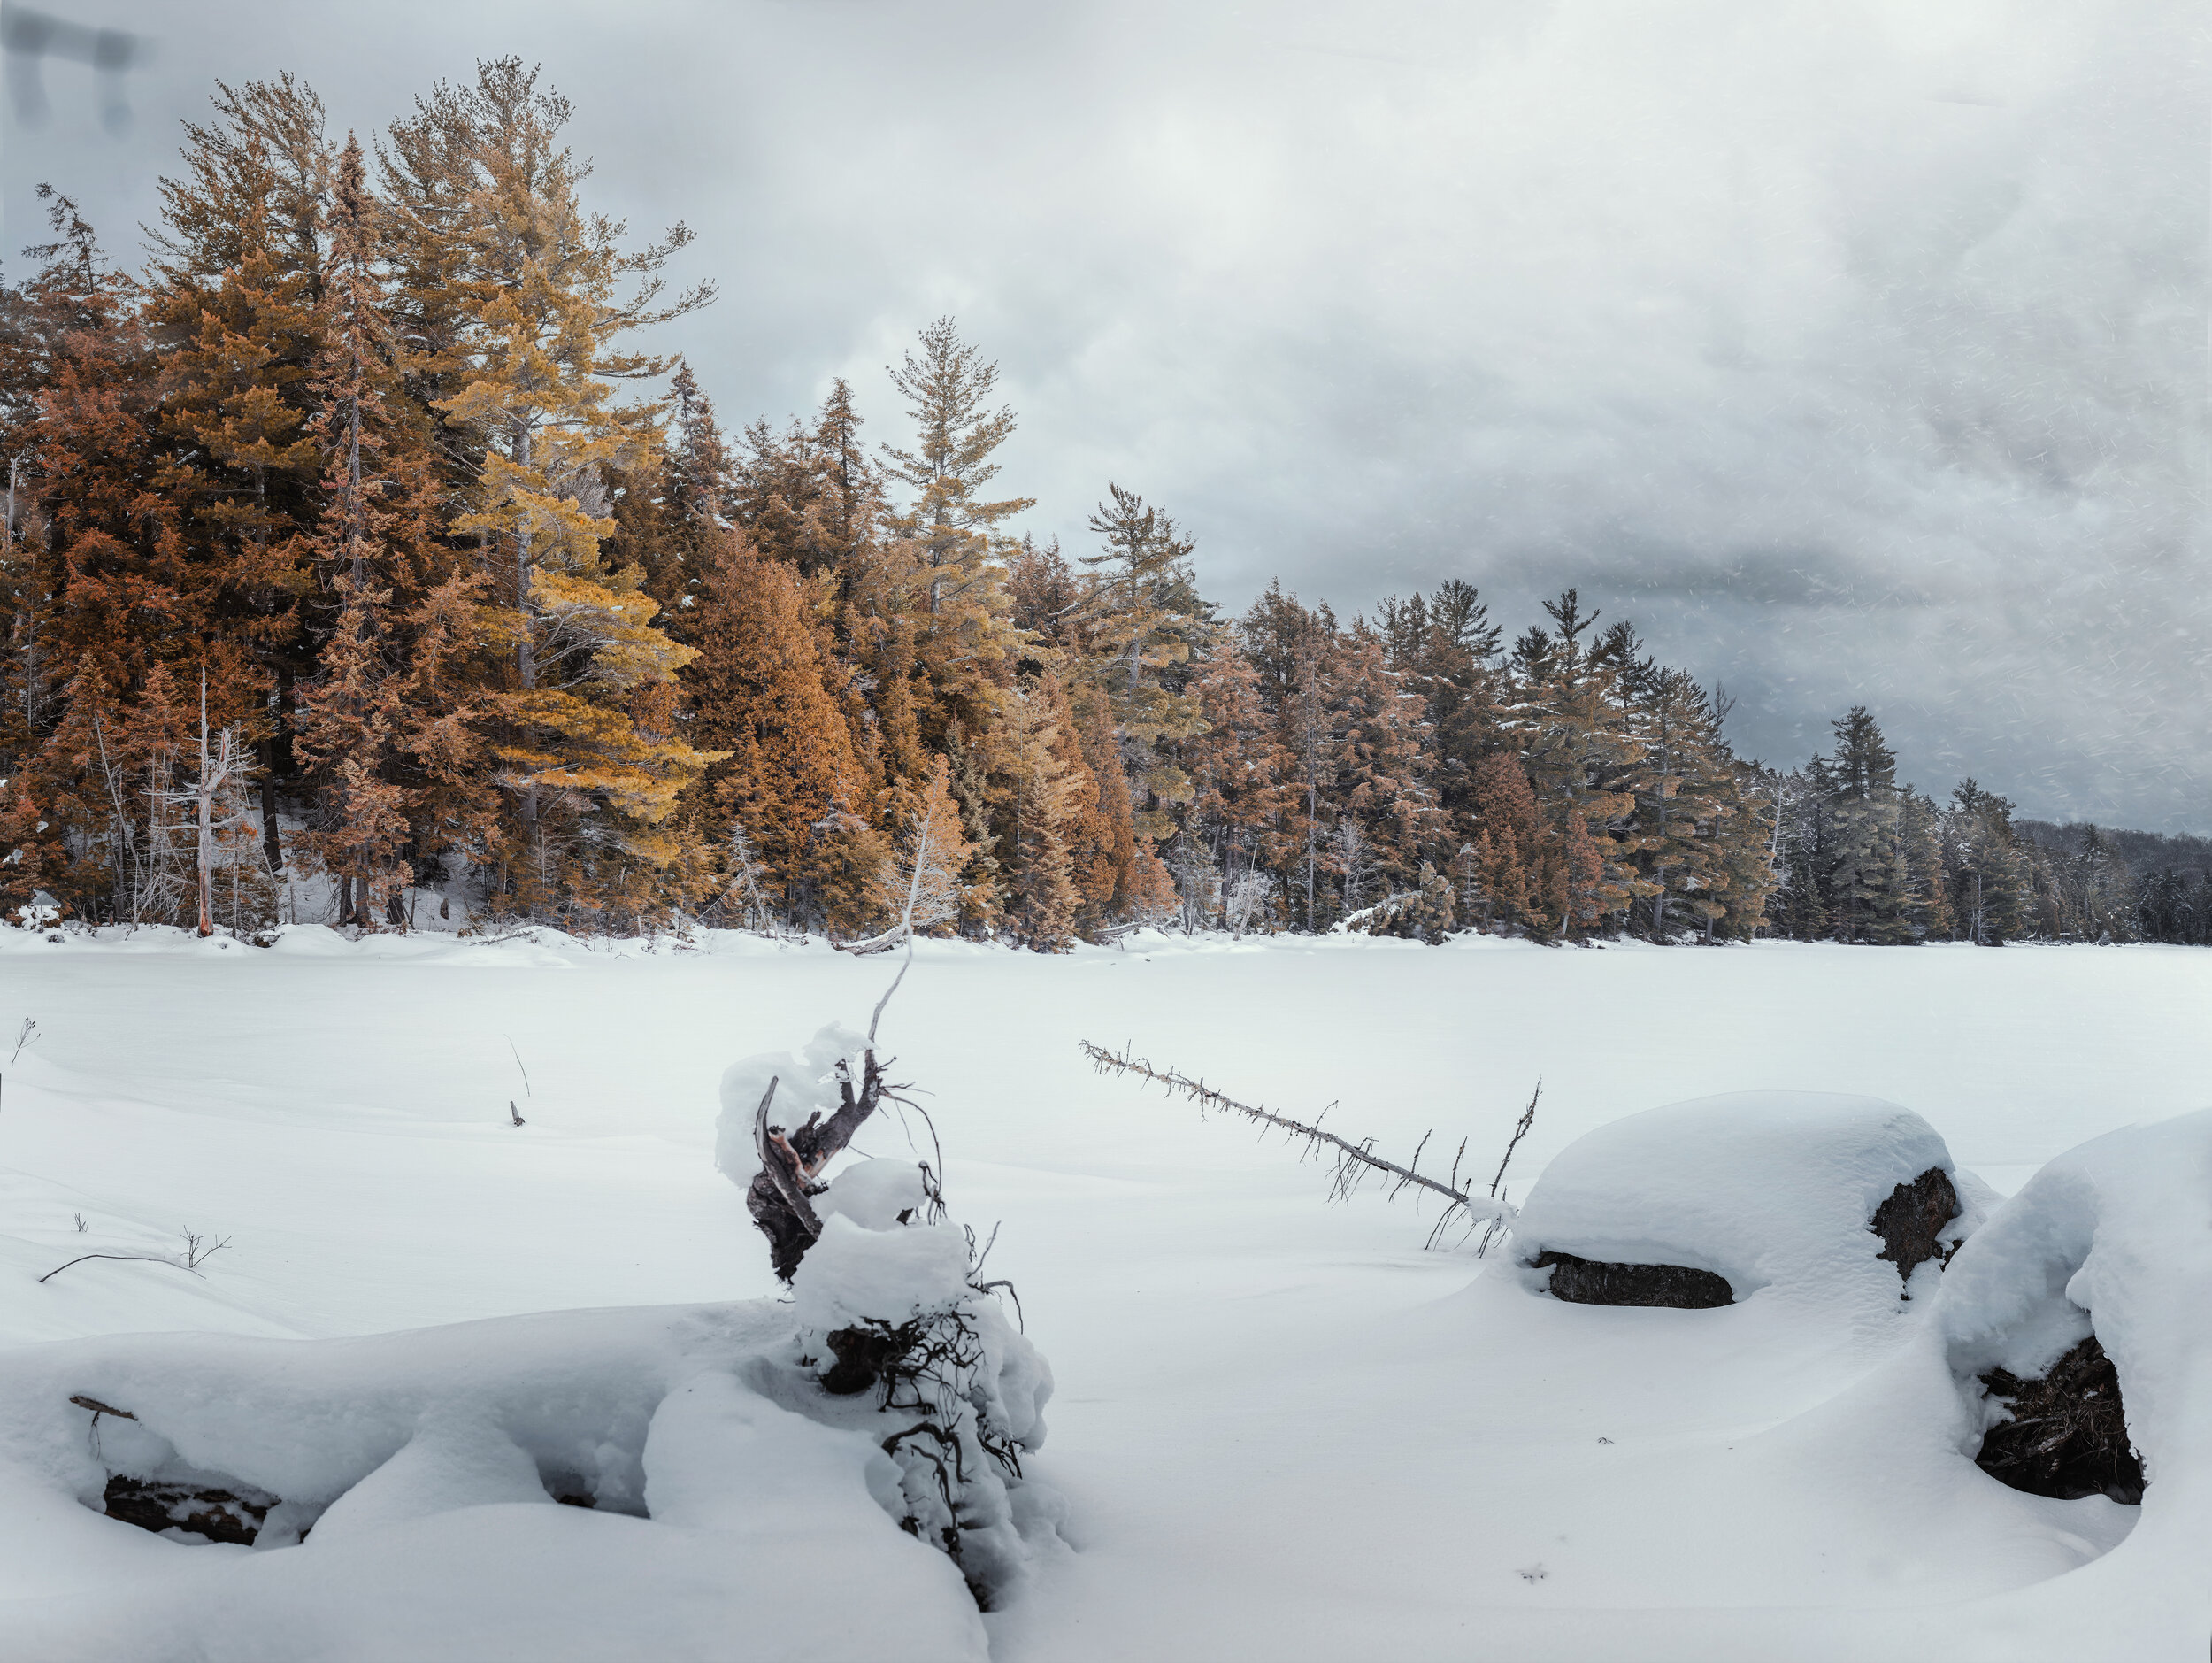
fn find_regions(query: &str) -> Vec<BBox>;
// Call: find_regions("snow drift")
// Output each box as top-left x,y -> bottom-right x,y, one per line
1511,1090 -> 1990,1316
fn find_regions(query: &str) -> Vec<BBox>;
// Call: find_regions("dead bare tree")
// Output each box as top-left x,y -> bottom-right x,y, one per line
157,673 -> 252,938
839,758 -> 965,956
1081,1041 -> 1538,1251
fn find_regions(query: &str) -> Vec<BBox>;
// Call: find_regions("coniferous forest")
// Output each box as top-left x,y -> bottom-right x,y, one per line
3,63 -> 2205,951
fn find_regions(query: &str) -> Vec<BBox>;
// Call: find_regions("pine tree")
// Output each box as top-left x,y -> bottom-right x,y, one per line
1039,675 -> 1118,936
878,319 -> 1029,752
142,78 -> 341,851
1945,779 -> 2026,945
1006,535 -> 1090,667
1240,582 -> 1338,929
288,134 -> 494,927
872,754 -> 974,939
1624,667 -> 1740,939
1508,591 -> 1644,931
1467,751 -> 1540,934
402,60 -> 718,914
1898,788 -> 1952,942
1069,684 -> 1141,922
1379,580 -> 1501,839
1328,619 -> 1445,907
998,680 -> 1083,950
683,535 -> 880,933
1077,483 -> 1206,835
1186,643 -> 1293,920
881,317 -> 1032,619
290,135 -> 433,927
1824,706 -> 1908,942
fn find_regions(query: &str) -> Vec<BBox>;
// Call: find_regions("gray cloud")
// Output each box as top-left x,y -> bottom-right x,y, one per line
8,0 -> 2206,828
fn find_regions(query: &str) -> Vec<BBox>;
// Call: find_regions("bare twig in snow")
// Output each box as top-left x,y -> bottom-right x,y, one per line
1489,1080 -> 1541,1197
40,1228 -> 230,1285
505,1035 -> 533,1097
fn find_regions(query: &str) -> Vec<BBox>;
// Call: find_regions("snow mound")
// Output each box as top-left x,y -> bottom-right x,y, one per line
1512,1091 -> 1982,1311
0,1301 -> 991,1660
818,1158 -> 935,1230
795,1213 -> 973,1334
787,1160 -> 1059,1604
1936,1107 -> 2212,1499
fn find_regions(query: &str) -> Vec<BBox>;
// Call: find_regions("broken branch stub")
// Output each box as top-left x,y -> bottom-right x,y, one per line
746,1053 -> 899,1281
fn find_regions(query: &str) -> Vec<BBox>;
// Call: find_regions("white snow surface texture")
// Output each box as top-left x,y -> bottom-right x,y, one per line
0,924 -> 2208,1660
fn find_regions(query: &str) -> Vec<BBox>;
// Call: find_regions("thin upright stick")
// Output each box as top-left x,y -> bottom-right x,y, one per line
869,816 -> 931,1048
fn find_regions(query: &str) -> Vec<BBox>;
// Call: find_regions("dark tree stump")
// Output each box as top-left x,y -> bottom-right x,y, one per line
104,1474 -> 275,1544
1532,1251 -> 1734,1308
1978,1335 -> 2144,1504
819,1320 -> 921,1397
747,1051 -> 894,1282
748,1166 -> 820,1283
1870,1166 -> 1961,1282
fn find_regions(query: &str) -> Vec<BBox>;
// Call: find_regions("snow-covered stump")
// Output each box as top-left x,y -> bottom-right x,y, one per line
716,1025 -> 1062,1610
1936,1111 -> 2212,1513
1512,1092 -> 1986,1313
789,1163 -> 1056,1607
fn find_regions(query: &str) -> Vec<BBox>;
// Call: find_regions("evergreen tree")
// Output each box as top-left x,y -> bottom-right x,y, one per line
684,535 -> 879,933
1824,706 -> 1908,942
1945,779 -> 2026,945
1077,482 -> 1206,835
998,680 -> 1083,950
1186,643 -> 1293,921
1465,751 -> 1541,934
403,59 -> 718,912
291,134 -> 455,928
879,318 -> 1028,751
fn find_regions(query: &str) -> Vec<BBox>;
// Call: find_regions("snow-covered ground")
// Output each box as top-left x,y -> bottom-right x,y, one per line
0,927 -> 2206,1660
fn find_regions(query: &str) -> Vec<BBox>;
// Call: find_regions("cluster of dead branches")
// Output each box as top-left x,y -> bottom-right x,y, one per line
1079,1041 -> 1537,1251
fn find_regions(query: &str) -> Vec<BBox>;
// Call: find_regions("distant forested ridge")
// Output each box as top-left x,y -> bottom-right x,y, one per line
0,63 -> 2197,948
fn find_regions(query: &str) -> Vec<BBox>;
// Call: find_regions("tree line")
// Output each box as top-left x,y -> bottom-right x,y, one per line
1,63 -> 2199,949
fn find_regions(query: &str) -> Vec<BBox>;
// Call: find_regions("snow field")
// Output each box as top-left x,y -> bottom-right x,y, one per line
0,926 -> 2207,1659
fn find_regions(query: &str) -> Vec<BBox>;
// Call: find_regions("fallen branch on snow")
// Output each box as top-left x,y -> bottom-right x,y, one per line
1079,1041 -> 1537,1251
39,1228 -> 231,1285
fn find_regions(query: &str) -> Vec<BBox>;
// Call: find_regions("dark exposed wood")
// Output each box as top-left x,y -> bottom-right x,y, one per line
1870,1166 -> 1961,1282
103,1474 -> 275,1545
820,1321 -> 921,1396
1978,1335 -> 2144,1504
1533,1251 -> 1735,1309
745,1053 -> 895,1282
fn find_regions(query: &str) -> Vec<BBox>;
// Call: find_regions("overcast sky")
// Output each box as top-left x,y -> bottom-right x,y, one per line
7,0 -> 2207,830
